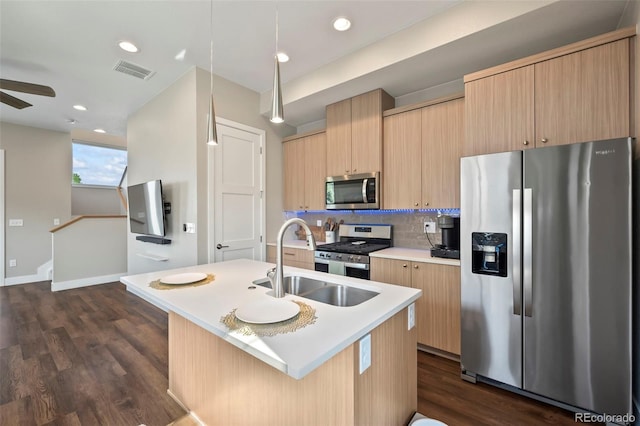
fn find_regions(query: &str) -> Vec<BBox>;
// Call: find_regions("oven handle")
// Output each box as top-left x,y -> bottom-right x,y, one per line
362,178 -> 369,203
315,259 -> 330,265
345,262 -> 369,270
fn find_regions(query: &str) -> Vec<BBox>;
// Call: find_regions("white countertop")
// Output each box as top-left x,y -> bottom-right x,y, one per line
121,259 -> 421,380
370,247 -> 461,267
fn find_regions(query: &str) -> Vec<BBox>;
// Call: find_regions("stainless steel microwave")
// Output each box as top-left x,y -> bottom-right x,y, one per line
326,172 -> 380,210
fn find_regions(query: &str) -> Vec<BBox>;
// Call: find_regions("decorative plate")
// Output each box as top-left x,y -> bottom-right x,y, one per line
234,297 -> 301,324
159,272 -> 208,285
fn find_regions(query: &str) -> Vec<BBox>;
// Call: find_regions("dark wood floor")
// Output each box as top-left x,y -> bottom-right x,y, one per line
0,281 -> 185,426
1,281 -> 582,426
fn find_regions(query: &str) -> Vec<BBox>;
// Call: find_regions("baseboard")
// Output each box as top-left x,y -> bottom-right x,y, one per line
51,272 -> 126,292
4,273 -> 44,286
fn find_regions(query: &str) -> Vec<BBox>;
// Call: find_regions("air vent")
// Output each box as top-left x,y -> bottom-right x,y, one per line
113,60 -> 155,80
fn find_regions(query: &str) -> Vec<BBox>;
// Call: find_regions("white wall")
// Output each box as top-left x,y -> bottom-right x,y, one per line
72,186 -> 125,215
127,67 -> 294,274
0,122 -> 71,282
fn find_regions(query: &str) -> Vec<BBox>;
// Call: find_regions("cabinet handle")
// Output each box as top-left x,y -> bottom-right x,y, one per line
353,169 -> 357,172
402,264 -> 407,268
523,140 -> 529,146
345,170 -> 350,173
413,264 -> 419,269
541,138 -> 548,144
414,202 -> 419,207
424,202 -> 429,206
284,252 -> 296,256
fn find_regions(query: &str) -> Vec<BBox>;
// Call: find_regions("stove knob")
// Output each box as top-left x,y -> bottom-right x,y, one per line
336,254 -> 342,259
319,253 -> 324,258
356,256 -> 361,262
348,255 -> 354,261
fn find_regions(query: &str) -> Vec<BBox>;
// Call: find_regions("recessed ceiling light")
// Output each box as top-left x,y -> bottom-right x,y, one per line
94,128 -> 106,134
333,17 -> 351,32
73,104 -> 87,111
276,52 -> 289,63
67,119 -> 77,124
118,40 -> 139,53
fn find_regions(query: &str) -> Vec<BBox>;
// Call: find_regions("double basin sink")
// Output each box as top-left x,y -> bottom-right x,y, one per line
252,275 -> 379,307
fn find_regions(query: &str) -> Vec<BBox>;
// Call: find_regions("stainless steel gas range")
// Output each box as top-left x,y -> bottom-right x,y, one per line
314,224 -> 392,280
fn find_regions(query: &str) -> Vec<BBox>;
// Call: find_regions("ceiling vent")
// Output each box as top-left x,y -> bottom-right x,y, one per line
113,60 -> 155,80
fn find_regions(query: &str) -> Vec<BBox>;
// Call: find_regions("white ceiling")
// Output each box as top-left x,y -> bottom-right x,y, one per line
0,0 -> 632,137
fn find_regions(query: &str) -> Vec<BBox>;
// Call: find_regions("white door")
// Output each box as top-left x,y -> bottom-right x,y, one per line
209,119 -> 265,262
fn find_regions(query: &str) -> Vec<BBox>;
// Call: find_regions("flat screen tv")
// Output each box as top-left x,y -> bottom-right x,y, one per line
127,179 -> 167,237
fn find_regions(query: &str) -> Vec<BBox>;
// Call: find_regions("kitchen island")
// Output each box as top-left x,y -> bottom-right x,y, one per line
121,259 -> 421,426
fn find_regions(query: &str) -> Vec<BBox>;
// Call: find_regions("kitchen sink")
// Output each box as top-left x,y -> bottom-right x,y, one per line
252,275 -> 379,307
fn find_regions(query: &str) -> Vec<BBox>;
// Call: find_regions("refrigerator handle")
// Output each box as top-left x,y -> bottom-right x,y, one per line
512,189 -> 522,316
523,188 -> 533,317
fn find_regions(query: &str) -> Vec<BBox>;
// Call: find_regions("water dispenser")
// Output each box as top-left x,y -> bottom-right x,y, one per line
471,232 -> 507,277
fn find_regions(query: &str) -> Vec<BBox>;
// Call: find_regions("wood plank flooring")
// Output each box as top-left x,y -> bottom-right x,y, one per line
1,281 -> 582,426
0,281 -> 185,426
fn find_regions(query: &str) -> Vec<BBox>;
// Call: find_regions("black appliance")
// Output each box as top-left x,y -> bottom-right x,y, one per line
431,215 -> 460,259
315,224 -> 392,280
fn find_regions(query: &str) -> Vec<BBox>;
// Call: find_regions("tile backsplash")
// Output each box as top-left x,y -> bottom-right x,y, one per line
284,209 -> 460,250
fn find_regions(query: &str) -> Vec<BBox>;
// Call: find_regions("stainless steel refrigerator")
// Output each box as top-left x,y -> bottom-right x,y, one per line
460,137 -> 632,416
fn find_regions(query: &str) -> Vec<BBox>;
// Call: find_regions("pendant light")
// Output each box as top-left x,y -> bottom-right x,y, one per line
206,0 -> 219,145
270,9 -> 284,124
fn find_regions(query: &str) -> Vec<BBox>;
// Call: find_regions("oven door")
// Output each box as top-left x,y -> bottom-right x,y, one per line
315,259 -> 370,280
315,259 -> 345,275
345,262 -> 370,280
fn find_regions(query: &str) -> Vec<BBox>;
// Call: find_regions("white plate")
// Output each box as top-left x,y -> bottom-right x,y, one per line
235,297 -> 300,324
160,272 -> 208,285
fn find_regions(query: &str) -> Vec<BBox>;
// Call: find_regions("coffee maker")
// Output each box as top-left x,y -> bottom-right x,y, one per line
431,215 -> 460,259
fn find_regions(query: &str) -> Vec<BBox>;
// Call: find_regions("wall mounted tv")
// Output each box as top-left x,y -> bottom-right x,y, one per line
127,179 -> 171,244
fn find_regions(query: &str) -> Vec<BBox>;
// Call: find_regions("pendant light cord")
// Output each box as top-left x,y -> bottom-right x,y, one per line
275,8 -> 279,59
210,0 -> 213,95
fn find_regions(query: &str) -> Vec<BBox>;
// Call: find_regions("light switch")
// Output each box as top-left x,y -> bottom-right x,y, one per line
9,219 -> 23,227
359,334 -> 371,374
53,218 -> 60,226
9,259 -> 16,267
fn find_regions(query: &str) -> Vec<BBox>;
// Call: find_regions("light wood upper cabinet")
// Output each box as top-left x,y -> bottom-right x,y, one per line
535,38 -> 629,147
422,98 -> 463,208
326,98 -> 352,176
383,96 -> 463,209
371,257 -> 461,355
326,89 -> 394,176
464,29 -> 633,156
283,131 -> 326,211
382,109 -> 422,209
463,66 -> 534,157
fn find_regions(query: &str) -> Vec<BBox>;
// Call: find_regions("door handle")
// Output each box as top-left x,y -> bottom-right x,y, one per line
523,188 -> 533,317
216,243 -> 229,249
512,189 -> 522,316
362,178 -> 369,203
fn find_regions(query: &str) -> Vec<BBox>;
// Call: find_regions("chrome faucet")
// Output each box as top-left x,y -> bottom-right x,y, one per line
269,218 -> 316,298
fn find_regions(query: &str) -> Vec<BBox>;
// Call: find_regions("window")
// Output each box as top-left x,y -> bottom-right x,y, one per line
72,141 -> 127,187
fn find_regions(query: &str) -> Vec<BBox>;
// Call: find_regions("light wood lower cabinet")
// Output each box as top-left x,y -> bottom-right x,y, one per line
266,245 -> 314,270
371,257 -> 460,355
169,308 -> 417,426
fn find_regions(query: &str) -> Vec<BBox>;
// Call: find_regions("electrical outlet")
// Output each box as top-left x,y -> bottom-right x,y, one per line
316,220 -> 323,227
408,303 -> 415,330
359,334 -> 371,374
53,218 -> 60,226
9,219 -> 23,227
424,221 -> 436,234
9,259 -> 16,267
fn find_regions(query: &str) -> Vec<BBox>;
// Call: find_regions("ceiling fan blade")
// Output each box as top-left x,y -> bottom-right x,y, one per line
0,91 -> 32,109
0,79 -> 56,97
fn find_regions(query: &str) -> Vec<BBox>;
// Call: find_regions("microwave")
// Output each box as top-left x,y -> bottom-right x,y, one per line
326,172 -> 380,210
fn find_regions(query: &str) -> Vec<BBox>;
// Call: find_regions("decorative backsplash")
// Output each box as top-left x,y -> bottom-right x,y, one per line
284,209 -> 460,250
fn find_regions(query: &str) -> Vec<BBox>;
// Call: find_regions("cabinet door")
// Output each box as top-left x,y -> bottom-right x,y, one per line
303,133 -> 327,210
382,109 -> 422,209
411,262 -> 460,355
422,98 -> 463,208
326,98 -> 352,176
535,38 -> 629,146
463,66 -> 535,156
351,90 -> 383,174
370,257 -> 412,287
283,139 -> 305,211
